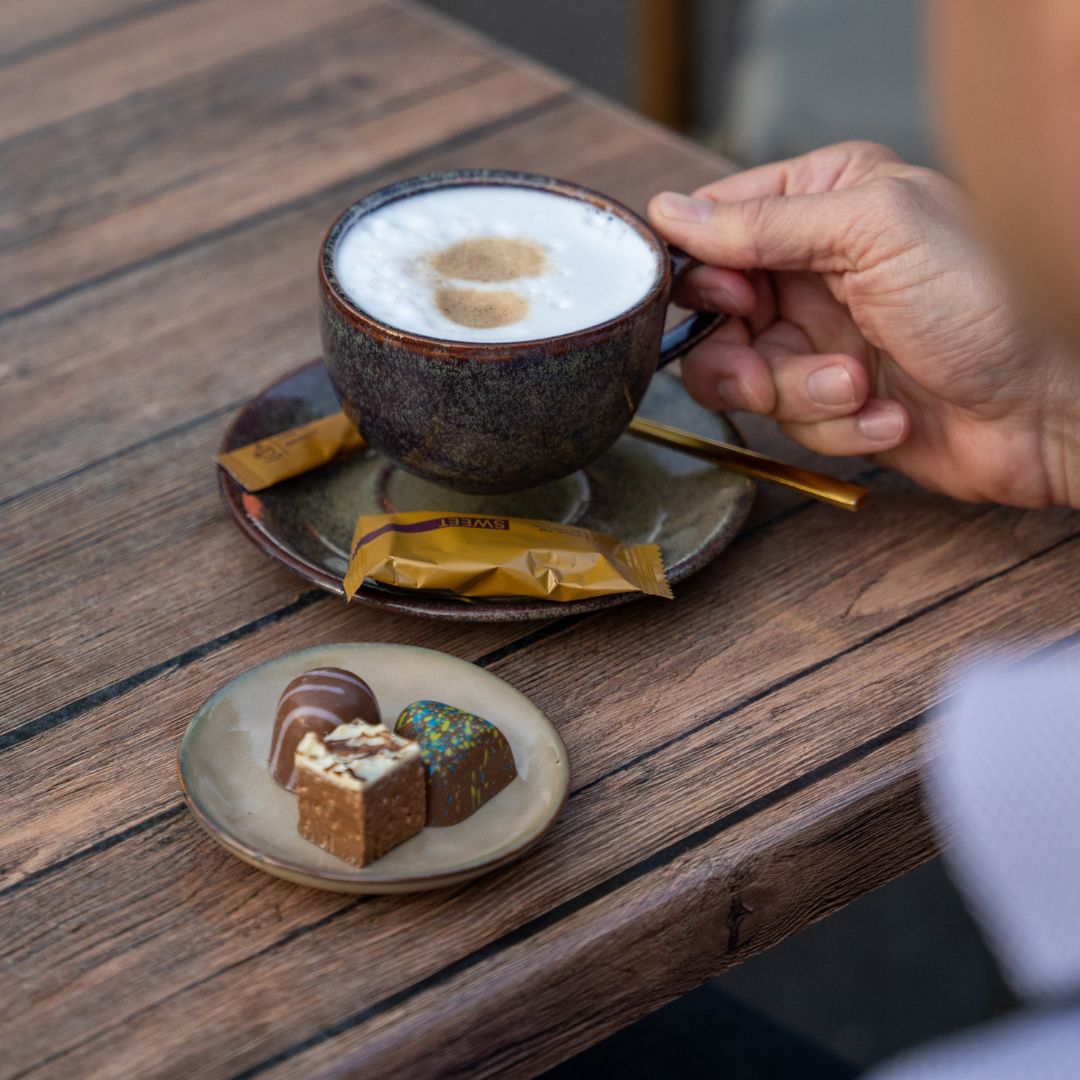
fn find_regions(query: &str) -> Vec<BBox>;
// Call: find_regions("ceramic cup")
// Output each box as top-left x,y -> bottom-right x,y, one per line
318,169 -> 721,494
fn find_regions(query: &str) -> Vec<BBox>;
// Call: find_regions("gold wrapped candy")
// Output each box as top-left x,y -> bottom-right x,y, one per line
216,413 -> 365,491
344,512 -> 672,603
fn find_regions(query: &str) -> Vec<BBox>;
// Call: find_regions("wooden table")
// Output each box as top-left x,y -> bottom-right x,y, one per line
4,1 -> 1080,1076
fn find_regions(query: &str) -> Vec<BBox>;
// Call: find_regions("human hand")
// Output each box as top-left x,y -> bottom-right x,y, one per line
648,141 -> 1078,508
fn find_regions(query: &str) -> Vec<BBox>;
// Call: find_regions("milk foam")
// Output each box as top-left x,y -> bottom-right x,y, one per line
333,186 -> 661,342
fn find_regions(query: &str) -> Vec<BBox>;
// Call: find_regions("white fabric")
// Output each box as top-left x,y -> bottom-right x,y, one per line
871,1008 -> 1080,1080
929,659 -> 1080,1001
870,657 -> 1080,1080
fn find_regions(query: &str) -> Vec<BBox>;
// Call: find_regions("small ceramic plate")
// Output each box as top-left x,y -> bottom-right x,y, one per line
178,643 -> 569,893
218,360 -> 754,621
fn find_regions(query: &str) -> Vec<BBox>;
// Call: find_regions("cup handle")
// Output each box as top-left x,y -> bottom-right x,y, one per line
657,247 -> 725,368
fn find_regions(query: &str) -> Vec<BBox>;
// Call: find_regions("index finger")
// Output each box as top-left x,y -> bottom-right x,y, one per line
693,141 -> 903,202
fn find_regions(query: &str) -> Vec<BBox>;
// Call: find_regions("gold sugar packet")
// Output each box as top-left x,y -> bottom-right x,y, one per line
216,412 -> 364,491
344,512 -> 673,603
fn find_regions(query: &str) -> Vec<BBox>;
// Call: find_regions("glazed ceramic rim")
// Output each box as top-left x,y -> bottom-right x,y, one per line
177,643 -> 571,891
217,360 -> 756,621
318,169 -> 672,357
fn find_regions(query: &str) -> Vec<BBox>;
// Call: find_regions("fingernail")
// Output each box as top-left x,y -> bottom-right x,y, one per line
807,365 -> 856,406
717,375 -> 756,411
703,286 -> 738,311
857,405 -> 905,442
655,192 -> 712,223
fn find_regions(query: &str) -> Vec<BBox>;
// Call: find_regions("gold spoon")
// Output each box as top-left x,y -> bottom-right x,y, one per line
218,407 -> 869,510
628,416 -> 869,511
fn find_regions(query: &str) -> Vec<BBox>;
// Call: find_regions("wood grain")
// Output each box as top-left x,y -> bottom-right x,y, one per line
0,0 -> 375,141
1,6 -> 488,254
0,0 -> 187,64
6,476 -> 1080,1076
6,2 -> 1080,1077
2,66 -> 559,313
265,738 -> 932,1079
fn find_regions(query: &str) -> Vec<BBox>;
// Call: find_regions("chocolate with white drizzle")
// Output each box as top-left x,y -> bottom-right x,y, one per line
268,667 -> 380,791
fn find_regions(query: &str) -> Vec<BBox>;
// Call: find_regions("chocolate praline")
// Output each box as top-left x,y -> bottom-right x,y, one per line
268,667 -> 380,791
395,700 -> 517,826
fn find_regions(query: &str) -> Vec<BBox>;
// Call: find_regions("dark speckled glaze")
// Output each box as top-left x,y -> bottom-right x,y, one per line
319,170 -> 718,494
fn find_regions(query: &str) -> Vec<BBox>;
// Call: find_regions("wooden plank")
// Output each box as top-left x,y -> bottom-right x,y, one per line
0,0 -> 376,142
312,643 -> 1080,1080
0,96 -> 730,500
1,463 -> 885,878
266,738 -> 932,1079
0,386 -> 1072,735
0,411 -> 531,736
0,450 -> 863,881
1,7 -> 498,255
0,431 -> 861,886
0,0 -> 187,64
479,492 -> 1080,791
1,66 -> 559,314
6,518 -> 1079,1077
0,376 -> 1064,735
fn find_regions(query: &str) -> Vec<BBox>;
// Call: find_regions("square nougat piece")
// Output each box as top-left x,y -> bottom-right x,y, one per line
295,722 -> 425,867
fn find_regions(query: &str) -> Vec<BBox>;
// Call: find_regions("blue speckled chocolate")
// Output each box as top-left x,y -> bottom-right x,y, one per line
318,170 -> 718,494
395,700 -> 517,826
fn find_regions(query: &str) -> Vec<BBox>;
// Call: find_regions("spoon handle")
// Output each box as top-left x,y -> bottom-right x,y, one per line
628,416 -> 869,511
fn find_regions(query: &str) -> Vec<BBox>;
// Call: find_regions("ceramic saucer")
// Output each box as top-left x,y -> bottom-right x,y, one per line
218,360 -> 754,621
178,643 -> 569,893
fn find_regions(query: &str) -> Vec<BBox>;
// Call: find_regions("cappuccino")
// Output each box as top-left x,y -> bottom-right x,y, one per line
333,185 -> 660,342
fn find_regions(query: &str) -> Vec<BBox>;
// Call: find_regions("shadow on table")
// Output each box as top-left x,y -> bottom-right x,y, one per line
545,983 -> 858,1080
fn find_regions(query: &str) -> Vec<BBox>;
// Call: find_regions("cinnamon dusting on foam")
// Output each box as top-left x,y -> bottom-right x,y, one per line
435,286 -> 528,329
429,236 -> 547,283
427,236 -> 546,329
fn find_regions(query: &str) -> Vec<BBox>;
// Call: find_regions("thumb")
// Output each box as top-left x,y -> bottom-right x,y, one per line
648,189 -> 862,275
